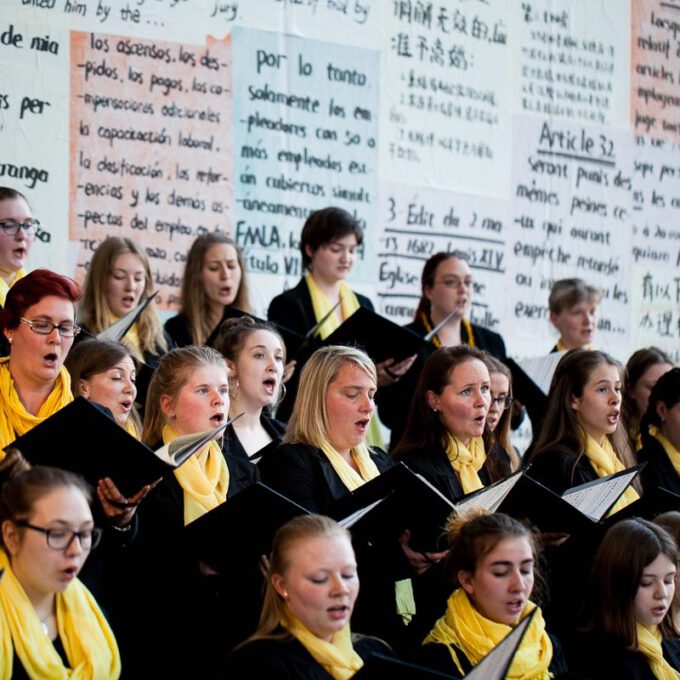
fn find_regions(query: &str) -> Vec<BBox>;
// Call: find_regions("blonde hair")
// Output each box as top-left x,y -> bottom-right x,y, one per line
142,346 -> 228,445
80,237 -> 168,357
246,515 -> 352,643
283,345 -> 376,450
180,233 -> 250,346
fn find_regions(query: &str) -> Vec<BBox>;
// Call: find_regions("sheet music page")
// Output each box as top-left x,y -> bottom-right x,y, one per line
562,470 -> 637,521
454,474 -> 521,513
338,497 -> 386,528
517,352 -> 566,396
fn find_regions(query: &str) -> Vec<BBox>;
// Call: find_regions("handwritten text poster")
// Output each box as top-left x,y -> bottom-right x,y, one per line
69,31 -> 232,308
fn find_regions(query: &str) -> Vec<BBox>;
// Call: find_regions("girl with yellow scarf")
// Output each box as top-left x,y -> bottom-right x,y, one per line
638,368 -> 680,498
267,207 -> 414,425
392,345 -> 513,503
525,349 -> 641,509
569,518 -> 680,679
420,510 -> 567,679
127,347 -> 258,676
223,515 -> 392,679
0,269 -> 81,453
0,450 -> 121,679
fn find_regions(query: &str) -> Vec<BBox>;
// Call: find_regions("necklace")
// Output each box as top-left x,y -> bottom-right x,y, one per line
38,613 -> 51,636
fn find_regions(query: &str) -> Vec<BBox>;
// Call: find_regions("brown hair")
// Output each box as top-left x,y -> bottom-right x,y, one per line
179,233 -> 250,346
142,346 -> 228,445
245,515 -> 353,644
79,237 -> 167,357
65,338 -> 142,436
0,449 -> 92,550
526,349 -> 639,490
548,278 -> 602,316
392,346 -> 511,483
299,207 -> 364,272
583,518 -> 678,645
623,347 -> 674,444
0,187 -> 30,206
441,509 -> 543,595
414,251 -> 469,321
213,316 -> 285,365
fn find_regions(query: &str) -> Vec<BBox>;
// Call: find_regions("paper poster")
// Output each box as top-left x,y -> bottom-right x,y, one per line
380,0 -> 511,197
231,26 -> 379,311
508,114 -> 633,356
69,30 -> 232,308
513,0 -> 630,126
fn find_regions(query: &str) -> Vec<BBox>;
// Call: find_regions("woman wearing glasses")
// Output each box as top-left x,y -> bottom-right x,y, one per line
392,346 -> 512,503
0,449 -> 121,678
0,187 -> 36,308
378,251 -> 507,450
0,269 -> 81,452
483,355 -> 521,472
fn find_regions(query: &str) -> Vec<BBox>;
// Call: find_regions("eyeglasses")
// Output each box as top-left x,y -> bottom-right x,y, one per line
14,521 -> 102,551
0,219 -> 39,236
436,277 -> 473,289
489,395 -> 513,410
19,318 -> 81,338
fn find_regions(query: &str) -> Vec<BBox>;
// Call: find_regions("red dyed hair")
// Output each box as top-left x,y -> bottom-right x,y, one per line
0,269 -> 81,331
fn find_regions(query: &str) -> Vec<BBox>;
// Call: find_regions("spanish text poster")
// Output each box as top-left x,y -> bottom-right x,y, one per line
375,181 -> 509,338
0,15 -> 70,270
508,114 -> 633,354
380,0 -> 511,197
632,0 -> 680,142
69,31 -> 232,309
231,26 -> 379,311
6,0 -> 209,44
513,0 -> 630,126
227,0 -> 380,46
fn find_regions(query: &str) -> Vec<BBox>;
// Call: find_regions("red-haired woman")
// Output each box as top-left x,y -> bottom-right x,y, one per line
0,269 -> 80,452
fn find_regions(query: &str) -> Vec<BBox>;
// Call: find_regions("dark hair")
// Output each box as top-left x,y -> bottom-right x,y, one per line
526,350 -> 638,489
414,251 -> 469,321
213,316 -> 285,365
0,187 -> 30,206
180,233 -> 250,345
640,368 -> 680,445
548,278 -> 602,315
0,269 -> 80,354
299,207 -> 363,271
626,349 -> 675,434
441,509 -> 543,594
655,511 -> 680,547
583,518 -> 678,645
0,449 -> 92,550
393,346 -> 511,482
65,338 -> 142,435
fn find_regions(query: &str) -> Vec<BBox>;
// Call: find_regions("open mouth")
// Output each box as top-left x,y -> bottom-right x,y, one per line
119,400 -> 132,412
210,413 -> 225,427
356,418 -> 370,433
652,606 -> 668,617
262,377 -> 277,393
12,247 -> 26,259
61,566 -> 78,581
608,411 -> 620,425
121,295 -> 136,307
506,599 -> 524,614
43,353 -> 58,366
327,604 -> 351,620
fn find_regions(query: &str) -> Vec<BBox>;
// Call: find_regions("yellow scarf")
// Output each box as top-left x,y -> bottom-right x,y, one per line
421,313 -> 475,350
162,425 -> 230,525
124,418 -> 141,439
649,425 -> 680,478
636,624 -> 680,680
0,359 -> 73,453
583,434 -> 640,514
0,268 -> 25,307
105,312 -> 143,361
445,434 -> 486,495
556,340 -> 593,352
318,439 -> 380,492
281,611 -> 363,680
305,273 -> 360,341
423,589 -> 553,679
0,550 -> 121,680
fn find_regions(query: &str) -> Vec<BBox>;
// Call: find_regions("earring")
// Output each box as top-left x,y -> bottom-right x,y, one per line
431,406 -> 439,413
276,382 -> 287,407
282,591 -> 289,599
229,378 -> 240,401
7,337 -> 12,344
